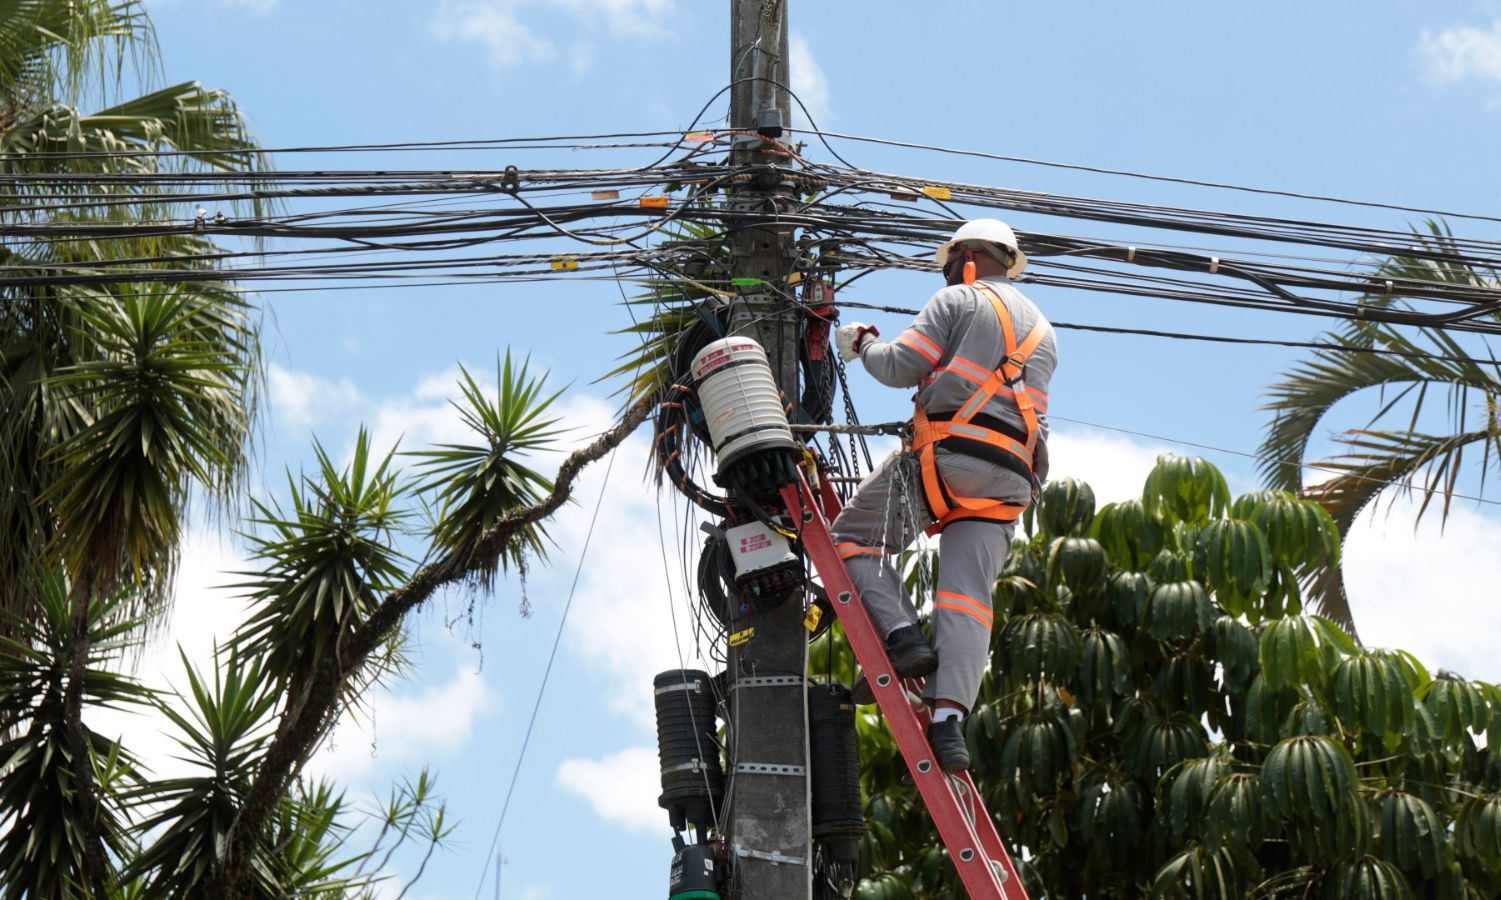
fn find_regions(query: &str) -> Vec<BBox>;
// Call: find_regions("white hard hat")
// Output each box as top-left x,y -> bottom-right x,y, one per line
935,218 -> 1028,278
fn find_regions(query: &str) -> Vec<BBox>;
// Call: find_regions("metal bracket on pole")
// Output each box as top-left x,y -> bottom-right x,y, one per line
734,762 -> 806,777
727,675 -> 804,692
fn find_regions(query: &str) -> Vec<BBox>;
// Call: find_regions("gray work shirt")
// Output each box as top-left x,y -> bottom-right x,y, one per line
857,276 -> 1058,479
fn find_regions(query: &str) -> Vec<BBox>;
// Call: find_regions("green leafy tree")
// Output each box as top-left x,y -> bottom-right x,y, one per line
1256,221 -> 1501,633
826,456 -> 1501,899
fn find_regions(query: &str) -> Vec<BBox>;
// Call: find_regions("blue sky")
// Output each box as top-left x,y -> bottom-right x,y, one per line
91,2 -> 1501,897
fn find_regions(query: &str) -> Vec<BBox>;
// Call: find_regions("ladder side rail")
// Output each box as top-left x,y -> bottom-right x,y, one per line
781,476 -> 1016,900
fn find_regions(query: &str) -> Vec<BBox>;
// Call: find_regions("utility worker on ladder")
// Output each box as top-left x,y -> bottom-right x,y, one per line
832,218 -> 1057,772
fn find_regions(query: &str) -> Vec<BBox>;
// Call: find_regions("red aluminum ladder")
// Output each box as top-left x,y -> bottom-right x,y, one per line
781,470 -> 1030,900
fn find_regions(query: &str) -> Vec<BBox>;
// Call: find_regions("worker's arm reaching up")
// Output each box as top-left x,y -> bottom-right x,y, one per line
837,290 -> 957,388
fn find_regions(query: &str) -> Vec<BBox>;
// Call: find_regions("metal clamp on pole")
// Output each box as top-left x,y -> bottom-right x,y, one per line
732,845 -> 808,867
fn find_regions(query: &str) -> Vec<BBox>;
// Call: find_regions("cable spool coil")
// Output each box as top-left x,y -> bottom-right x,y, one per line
691,337 -> 799,474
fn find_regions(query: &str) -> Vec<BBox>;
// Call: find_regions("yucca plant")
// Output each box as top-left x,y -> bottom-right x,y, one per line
815,456 -> 1501,899
0,571 -> 148,898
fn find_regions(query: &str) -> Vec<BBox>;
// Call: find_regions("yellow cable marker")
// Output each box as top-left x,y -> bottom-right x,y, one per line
729,627 -> 755,647
920,185 -> 953,200
803,605 -> 823,632
684,130 -> 714,142
550,257 -> 580,271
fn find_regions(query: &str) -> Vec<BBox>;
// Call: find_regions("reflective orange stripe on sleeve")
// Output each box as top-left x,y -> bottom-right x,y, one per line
934,591 -> 994,629
837,542 -> 884,560
895,329 -> 943,365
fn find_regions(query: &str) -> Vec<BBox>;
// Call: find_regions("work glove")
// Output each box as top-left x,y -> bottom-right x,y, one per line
836,322 -> 879,362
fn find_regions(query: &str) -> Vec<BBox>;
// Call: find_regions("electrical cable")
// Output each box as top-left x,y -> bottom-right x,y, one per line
472,444 -> 619,900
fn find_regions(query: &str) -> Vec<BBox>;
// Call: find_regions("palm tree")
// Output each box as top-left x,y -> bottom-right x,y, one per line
0,2 -> 267,893
1256,221 -> 1501,635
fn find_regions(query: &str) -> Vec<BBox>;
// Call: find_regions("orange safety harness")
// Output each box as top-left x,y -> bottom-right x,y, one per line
910,280 -> 1049,532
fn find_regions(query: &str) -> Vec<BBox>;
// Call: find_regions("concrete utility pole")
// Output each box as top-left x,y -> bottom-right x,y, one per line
723,2 -> 812,899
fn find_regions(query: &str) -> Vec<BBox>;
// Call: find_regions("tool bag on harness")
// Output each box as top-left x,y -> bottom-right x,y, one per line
910,281 -> 1048,533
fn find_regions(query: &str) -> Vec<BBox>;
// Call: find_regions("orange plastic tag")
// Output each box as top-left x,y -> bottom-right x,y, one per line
640,196 -> 670,209
591,189 -> 620,200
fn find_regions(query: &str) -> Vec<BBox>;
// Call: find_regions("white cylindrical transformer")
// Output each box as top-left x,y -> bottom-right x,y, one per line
691,336 -> 798,473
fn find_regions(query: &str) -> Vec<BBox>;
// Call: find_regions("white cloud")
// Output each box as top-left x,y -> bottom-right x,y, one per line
551,0 -> 672,37
1047,427 -> 1173,505
1344,497 -> 1501,681
268,363 -> 366,431
432,0 -> 673,67
555,745 -> 663,834
86,527 -> 254,780
1418,19 -> 1501,84
309,664 -> 494,782
789,32 -> 831,127
432,1 -> 556,67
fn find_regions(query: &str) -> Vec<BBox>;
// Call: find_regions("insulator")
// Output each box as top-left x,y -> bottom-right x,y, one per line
654,670 -> 724,831
808,683 -> 865,865
691,336 -> 800,499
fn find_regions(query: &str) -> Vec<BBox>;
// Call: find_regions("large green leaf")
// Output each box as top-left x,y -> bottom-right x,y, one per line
1422,675 -> 1488,743
1092,498 -> 1166,570
1128,710 -> 1208,782
1193,518 -> 1273,615
996,612 -> 1080,685
1147,581 -> 1214,641
1455,794 -> 1501,868
1077,627 -> 1130,706
1203,772 -> 1264,853
1377,789 -> 1446,879
1208,615 -> 1259,693
1150,843 -> 1251,900
1037,477 -> 1096,538
1332,652 -> 1413,738
1319,855 -> 1414,900
1261,734 -> 1356,821
1047,535 -> 1109,595
1259,616 -> 1328,691
1142,454 -> 1232,526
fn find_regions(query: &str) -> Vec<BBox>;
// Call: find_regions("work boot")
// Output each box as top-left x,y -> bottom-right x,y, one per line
850,625 -> 937,704
927,717 -> 970,772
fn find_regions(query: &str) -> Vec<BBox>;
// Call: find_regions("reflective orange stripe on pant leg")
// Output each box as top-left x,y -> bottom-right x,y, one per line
837,542 -> 884,561
934,591 -> 994,629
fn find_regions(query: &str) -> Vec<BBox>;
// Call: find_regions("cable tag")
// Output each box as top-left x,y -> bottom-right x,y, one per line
729,627 -> 755,647
640,196 -> 670,209
803,605 -> 823,632
550,256 -> 580,271
920,185 -> 953,200
684,130 -> 715,143
591,189 -> 620,200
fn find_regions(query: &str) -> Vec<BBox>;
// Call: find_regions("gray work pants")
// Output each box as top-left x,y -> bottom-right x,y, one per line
829,449 -> 1030,710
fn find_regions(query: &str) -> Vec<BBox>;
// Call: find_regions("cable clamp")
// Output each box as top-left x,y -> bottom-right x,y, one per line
1208,257 -> 1220,274
662,760 -> 710,775
499,165 -> 520,193
732,844 -> 807,866
654,681 -> 705,697
727,675 -> 804,691
734,762 -> 806,777
1126,246 -> 1137,263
